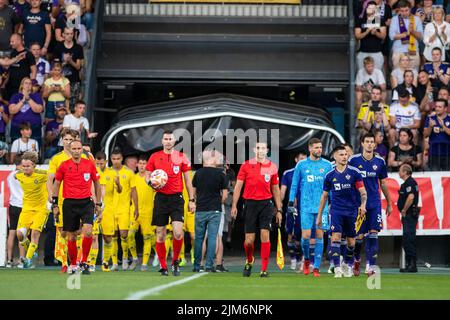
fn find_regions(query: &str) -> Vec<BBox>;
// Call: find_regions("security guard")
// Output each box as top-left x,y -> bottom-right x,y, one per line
397,164 -> 420,273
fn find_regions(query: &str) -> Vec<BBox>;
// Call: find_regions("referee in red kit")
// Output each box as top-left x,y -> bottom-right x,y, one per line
231,140 -> 282,278
145,130 -> 195,276
52,140 -> 102,275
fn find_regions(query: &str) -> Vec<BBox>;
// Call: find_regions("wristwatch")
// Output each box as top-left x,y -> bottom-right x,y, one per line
189,199 -> 195,203
96,202 -> 103,207
277,209 -> 283,214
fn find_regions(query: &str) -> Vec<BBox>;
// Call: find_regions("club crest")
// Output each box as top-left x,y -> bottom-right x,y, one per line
173,165 -> 180,174
264,174 -> 271,183
84,173 -> 90,182
345,174 -> 351,180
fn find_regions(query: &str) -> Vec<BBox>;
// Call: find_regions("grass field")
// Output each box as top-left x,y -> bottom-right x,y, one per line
1,264 -> 450,300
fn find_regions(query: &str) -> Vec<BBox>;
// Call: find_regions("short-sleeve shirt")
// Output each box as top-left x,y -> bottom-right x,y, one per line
389,101 -> 421,129
8,49 -> 36,88
10,138 -> 39,154
62,114 -> 89,131
389,145 -> 423,171
9,92 -> 43,127
15,169 -> 47,211
55,158 -> 99,199
0,6 -> 21,50
45,120 -> 63,148
22,9 -> 51,48
357,102 -> 390,122
111,166 -> 135,215
130,172 -> 155,217
356,16 -> 386,53
237,158 -> 279,201
52,41 -> 84,83
424,114 -> 450,156
397,176 -> 419,214
44,76 -> 70,102
355,68 -> 386,87
323,166 -> 364,215
192,167 -> 228,212
349,153 -> 388,209
146,150 -> 192,195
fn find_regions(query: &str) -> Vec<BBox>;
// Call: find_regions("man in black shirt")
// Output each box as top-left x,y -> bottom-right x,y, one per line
192,150 -> 229,273
397,164 -> 420,273
5,33 -> 36,100
0,0 -> 21,52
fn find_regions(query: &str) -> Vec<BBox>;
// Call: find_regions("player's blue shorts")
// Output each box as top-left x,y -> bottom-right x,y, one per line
330,210 -> 357,238
285,210 -> 301,240
301,212 -> 329,232
358,204 -> 382,235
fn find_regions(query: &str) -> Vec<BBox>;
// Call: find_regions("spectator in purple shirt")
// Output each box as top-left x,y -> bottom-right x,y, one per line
0,96 -> 9,141
43,102 -> 66,160
7,77 -> 44,147
374,129 -> 389,160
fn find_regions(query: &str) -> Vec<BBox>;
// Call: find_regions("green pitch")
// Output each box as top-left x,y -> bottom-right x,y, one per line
1,266 -> 450,300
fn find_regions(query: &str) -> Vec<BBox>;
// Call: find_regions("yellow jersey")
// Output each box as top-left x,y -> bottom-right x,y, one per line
111,166 -> 135,215
131,172 -> 155,217
15,169 -> 48,211
357,102 -> 390,122
98,167 -> 115,210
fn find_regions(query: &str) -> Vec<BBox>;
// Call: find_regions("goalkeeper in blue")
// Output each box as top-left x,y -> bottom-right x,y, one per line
349,133 -> 393,276
317,145 -> 367,278
288,138 -> 333,277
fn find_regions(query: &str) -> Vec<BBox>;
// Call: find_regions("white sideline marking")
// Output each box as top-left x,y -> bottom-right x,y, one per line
125,273 -> 208,300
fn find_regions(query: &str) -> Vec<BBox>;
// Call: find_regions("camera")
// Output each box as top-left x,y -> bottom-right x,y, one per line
370,101 -> 382,112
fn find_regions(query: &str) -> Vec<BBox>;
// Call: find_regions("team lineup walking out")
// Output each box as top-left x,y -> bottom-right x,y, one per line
9,126 -> 398,278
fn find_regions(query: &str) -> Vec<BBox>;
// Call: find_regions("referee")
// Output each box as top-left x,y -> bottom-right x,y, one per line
231,141 -> 282,278
52,140 -> 102,275
145,130 -> 195,276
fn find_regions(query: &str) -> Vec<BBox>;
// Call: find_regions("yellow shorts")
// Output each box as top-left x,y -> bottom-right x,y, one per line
17,208 -> 49,233
115,213 -> 129,231
100,209 -> 115,236
130,215 -> 155,235
184,211 -> 195,233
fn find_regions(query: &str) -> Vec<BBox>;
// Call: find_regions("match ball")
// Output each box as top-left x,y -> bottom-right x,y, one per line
149,169 -> 168,190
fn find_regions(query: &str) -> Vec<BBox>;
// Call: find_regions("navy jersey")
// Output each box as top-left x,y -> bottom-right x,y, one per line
323,165 -> 364,215
281,168 -> 301,210
349,153 -> 388,209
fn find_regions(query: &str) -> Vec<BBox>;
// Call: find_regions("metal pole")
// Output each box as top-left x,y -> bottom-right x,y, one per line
348,0 -> 356,145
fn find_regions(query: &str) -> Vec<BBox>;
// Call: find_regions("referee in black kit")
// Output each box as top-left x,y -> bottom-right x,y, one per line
397,164 -> 420,273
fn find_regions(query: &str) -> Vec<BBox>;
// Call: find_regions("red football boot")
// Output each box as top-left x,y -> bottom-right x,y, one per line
354,260 -> 361,277
303,259 -> 310,275
313,268 -> 320,277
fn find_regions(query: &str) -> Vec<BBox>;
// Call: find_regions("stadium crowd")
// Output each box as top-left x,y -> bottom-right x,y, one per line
354,0 -> 450,171
0,0 -> 95,164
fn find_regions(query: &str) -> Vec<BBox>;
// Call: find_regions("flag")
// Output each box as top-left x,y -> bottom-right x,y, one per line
356,208 -> 366,234
54,228 -> 67,265
276,227 -> 285,270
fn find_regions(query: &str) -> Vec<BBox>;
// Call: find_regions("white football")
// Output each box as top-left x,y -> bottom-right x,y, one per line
149,169 -> 168,189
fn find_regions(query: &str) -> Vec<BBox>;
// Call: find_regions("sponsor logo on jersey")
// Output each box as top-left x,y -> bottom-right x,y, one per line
307,175 -> 314,182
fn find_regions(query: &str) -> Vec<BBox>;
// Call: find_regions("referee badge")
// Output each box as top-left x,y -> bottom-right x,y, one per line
84,173 -> 90,182
173,165 -> 180,174
264,174 -> 270,182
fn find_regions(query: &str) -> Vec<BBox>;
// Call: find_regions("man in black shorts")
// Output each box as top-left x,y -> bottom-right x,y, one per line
231,141 -> 282,277
52,140 -> 102,274
145,130 -> 195,276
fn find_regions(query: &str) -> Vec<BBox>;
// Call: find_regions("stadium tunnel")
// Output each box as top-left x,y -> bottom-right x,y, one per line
101,93 -> 345,172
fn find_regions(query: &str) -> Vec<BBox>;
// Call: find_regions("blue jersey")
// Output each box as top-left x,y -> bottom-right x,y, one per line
349,154 -> 388,209
289,157 -> 333,214
323,165 -> 364,216
281,168 -> 301,210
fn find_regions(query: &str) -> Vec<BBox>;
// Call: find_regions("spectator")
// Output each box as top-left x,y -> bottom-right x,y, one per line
389,88 -> 421,147
4,34 -> 36,100
416,0 -> 434,29
30,42 -> 50,87
8,77 -> 44,145
388,127 -> 423,171
363,109 -> 391,138
53,27 -> 84,109
81,0 -> 94,32
0,0 -> 21,52
42,61 -> 70,123
11,0 -> 31,20
390,53 -> 418,88
389,0 -> 423,71
423,7 -> 450,62
423,47 -> 450,90
355,56 -> 387,108
355,1 -> 387,71
357,85 -> 390,132
423,98 -> 450,170
374,129 -> 389,160
43,102 -> 66,160
55,3 -> 81,42
19,0 -> 51,54
0,138 -> 7,164
392,69 -> 419,101
417,70 -> 433,112
62,99 -> 97,141
9,122 -> 39,164
0,96 -> 9,141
